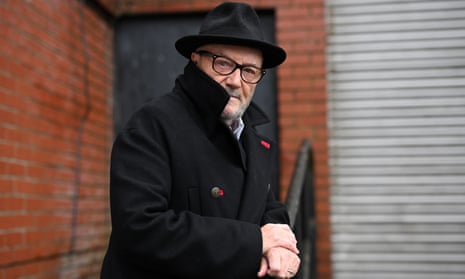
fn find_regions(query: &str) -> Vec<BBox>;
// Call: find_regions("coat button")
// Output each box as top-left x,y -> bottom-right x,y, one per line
211,187 -> 224,198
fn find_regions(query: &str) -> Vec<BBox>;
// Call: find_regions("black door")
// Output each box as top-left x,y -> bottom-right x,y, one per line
114,11 -> 280,194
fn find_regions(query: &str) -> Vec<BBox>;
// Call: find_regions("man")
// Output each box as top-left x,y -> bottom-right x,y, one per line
101,2 -> 300,278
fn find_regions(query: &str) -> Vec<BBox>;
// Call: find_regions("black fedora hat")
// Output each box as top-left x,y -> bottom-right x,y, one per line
175,2 -> 286,69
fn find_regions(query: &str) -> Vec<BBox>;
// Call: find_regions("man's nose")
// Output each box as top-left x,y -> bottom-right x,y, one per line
226,68 -> 242,87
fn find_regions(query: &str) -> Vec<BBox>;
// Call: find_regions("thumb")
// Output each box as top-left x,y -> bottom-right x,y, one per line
257,257 -> 268,277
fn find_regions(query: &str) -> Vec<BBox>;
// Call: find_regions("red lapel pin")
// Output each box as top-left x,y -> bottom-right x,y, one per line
260,140 -> 270,149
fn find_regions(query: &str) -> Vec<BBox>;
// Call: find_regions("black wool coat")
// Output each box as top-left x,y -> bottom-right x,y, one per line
101,62 -> 290,279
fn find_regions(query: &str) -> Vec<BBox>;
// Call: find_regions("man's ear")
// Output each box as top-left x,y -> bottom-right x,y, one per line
191,52 -> 198,64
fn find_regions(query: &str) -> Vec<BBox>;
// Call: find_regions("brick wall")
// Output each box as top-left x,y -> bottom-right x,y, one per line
115,1 -> 332,278
0,0 -> 112,278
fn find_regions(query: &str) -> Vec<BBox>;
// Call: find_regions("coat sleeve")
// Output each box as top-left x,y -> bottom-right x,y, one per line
260,185 -> 291,226
108,110 -> 263,278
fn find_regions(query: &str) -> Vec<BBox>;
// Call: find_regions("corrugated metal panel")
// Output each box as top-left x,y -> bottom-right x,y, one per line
326,0 -> 465,278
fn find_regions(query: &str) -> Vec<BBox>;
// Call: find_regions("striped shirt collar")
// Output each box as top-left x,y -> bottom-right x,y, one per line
230,118 -> 245,140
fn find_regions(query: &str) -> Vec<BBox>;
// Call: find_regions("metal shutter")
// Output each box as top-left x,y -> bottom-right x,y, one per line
326,1 -> 465,278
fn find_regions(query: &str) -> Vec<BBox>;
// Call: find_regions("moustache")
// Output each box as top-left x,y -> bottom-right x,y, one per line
226,90 -> 240,99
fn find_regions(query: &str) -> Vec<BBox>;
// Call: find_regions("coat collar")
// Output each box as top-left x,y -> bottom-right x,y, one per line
175,62 -> 270,137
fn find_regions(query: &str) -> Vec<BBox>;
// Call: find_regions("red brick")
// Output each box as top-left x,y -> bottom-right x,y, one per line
0,161 -> 26,177
0,215 -> 36,230
0,231 -> 24,247
15,145 -> 76,169
0,196 -> 24,211
0,72 -> 16,92
78,211 -> 108,224
16,180 -> 73,196
25,228 -> 70,245
35,214 -> 72,227
0,141 -> 15,158
25,197 -> 73,211
0,178 -> 14,193
277,6 -> 311,19
26,167 -> 74,185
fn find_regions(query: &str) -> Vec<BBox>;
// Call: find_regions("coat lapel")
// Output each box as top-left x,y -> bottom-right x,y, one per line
236,127 -> 273,223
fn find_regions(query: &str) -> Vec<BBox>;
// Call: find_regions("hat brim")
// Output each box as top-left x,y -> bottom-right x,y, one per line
175,34 -> 286,69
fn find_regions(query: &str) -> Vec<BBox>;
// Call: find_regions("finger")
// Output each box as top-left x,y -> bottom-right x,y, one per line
285,252 -> 301,278
265,248 -> 281,277
257,257 -> 268,277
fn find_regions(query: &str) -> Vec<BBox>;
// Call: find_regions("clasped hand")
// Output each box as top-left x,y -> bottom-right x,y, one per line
258,224 -> 301,278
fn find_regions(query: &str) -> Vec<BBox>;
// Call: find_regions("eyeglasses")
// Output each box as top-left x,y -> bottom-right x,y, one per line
195,50 -> 266,84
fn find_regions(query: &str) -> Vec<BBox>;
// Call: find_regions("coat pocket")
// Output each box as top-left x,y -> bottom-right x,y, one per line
187,187 -> 202,214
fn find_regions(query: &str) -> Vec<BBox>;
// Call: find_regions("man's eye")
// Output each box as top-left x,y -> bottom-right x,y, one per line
216,59 -> 233,68
243,67 -> 257,75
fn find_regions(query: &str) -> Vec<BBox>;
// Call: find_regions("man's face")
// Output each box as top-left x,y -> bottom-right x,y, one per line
191,44 -> 263,125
